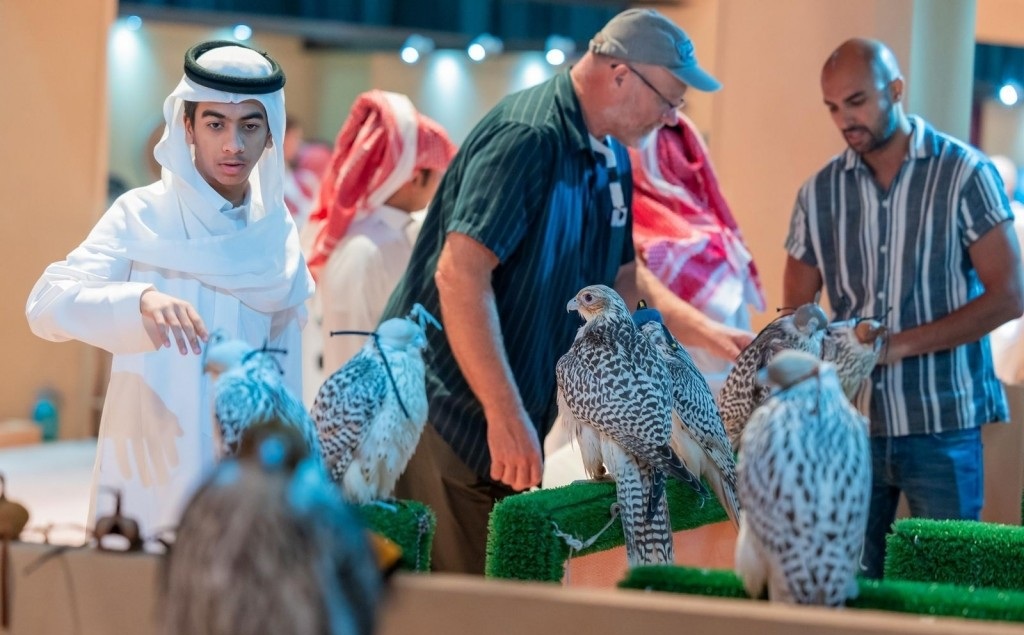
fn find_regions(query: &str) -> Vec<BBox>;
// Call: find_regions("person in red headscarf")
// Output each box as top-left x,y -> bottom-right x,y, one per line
305,90 -> 456,374
629,113 -> 766,393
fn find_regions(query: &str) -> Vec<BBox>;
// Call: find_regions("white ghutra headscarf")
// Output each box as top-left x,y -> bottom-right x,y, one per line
94,42 -> 313,313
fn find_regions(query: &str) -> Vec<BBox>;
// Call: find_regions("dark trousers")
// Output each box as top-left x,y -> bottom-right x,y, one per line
861,427 -> 984,578
394,424 -> 516,574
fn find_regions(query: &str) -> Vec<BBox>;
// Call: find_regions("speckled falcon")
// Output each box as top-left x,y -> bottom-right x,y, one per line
734,349 -> 870,606
633,301 -> 740,528
556,285 -> 707,566
718,301 -> 829,449
310,304 -> 440,505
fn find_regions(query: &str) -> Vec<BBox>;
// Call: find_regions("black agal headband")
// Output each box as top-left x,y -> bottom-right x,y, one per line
183,40 -> 286,94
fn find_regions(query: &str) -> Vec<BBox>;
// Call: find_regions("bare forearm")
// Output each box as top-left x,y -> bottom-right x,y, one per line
886,292 -> 1023,363
887,223 -> 1024,363
618,261 -> 710,340
782,255 -> 823,315
435,232 -> 542,489
436,262 -> 523,420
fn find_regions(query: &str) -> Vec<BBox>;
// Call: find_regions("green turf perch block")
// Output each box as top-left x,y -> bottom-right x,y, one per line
357,499 -> 436,572
620,565 -> 1024,623
884,518 -> 1024,591
485,479 -> 727,582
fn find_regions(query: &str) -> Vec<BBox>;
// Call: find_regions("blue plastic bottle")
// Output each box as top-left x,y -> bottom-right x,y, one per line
31,389 -> 60,442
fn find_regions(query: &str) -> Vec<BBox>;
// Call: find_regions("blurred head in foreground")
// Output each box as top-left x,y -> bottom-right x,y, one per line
161,425 -> 383,635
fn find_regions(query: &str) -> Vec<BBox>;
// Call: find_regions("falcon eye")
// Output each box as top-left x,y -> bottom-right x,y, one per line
583,293 -> 594,303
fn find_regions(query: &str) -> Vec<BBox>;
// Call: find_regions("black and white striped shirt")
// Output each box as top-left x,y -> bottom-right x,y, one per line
381,72 -> 634,476
786,115 -> 1011,437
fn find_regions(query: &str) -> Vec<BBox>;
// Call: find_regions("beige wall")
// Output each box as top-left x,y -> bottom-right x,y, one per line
977,0 -> 1024,46
974,0 -> 1024,189
699,0 -> 982,329
980,100 -> 1024,167
907,0 -> 976,141
0,0 -> 115,436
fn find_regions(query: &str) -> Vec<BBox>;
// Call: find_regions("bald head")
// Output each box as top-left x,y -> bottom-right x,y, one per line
820,38 -> 909,157
823,38 -> 902,88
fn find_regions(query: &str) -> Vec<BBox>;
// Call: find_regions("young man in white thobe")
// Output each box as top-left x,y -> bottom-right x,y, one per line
26,41 -> 314,537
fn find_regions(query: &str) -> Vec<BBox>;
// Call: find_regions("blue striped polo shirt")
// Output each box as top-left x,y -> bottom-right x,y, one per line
786,115 -> 1011,437
381,71 -> 634,476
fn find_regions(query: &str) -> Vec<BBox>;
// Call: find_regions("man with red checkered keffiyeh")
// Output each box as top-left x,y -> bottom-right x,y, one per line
305,90 -> 456,374
629,113 -> 766,392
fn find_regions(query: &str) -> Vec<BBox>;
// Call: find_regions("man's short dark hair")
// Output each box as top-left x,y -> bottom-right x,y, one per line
183,100 -> 198,124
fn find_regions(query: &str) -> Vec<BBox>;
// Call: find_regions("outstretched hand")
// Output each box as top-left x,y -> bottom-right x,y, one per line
140,288 -> 209,354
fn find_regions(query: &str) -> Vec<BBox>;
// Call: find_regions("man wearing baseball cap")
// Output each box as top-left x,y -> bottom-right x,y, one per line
381,8 -> 751,573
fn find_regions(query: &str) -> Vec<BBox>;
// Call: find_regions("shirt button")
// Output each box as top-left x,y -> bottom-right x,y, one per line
877,292 -> 885,299
876,382 -> 884,389
880,245 -> 888,253
882,200 -> 890,208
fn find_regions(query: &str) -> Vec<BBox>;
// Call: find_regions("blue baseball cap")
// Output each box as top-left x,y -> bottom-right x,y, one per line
589,8 -> 721,92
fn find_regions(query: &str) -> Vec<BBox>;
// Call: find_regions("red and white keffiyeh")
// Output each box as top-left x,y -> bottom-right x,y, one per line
630,115 -> 766,322
305,90 -> 456,280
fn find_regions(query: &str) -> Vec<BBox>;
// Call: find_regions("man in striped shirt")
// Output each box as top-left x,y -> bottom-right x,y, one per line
381,9 -> 754,573
784,38 -> 1024,578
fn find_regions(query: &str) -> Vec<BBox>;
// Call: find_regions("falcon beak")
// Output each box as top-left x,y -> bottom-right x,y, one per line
567,298 -> 579,312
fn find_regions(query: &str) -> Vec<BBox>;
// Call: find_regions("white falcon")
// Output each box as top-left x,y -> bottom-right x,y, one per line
310,304 -> 440,505
556,285 -> 707,566
734,349 -> 870,606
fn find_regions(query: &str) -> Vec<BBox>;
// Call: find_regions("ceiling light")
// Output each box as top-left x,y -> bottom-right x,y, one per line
467,33 -> 503,62
401,34 -> 434,64
233,24 -> 252,41
545,35 -> 575,67
999,81 -> 1021,107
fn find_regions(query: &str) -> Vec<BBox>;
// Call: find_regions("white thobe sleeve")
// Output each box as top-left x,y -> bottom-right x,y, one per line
25,213 -> 157,354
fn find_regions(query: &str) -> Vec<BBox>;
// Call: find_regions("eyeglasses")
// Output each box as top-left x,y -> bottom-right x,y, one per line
617,63 -> 686,114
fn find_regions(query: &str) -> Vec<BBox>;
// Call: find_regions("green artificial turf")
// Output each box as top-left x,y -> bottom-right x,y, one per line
485,479 -> 727,581
884,518 -> 1024,591
620,565 -> 1024,623
357,499 -> 436,572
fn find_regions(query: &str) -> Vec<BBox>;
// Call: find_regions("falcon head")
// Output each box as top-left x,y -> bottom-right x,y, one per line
791,301 -> 829,336
758,349 -> 822,390
377,317 -> 428,351
632,300 -> 678,352
202,330 -> 254,378
567,284 -> 630,323
631,299 -> 662,328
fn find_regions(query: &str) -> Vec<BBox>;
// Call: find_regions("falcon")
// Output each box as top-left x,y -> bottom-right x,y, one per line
311,304 -> 440,505
556,285 -> 706,566
734,349 -> 870,606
